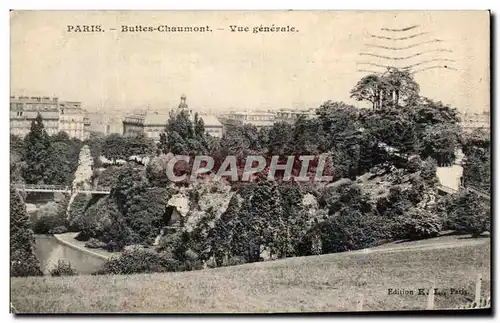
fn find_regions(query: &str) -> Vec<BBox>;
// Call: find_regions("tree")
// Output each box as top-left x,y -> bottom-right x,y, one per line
316,101 -> 362,152
194,113 -> 205,140
445,191 -> 490,237
221,124 -> 263,156
85,132 -> 105,168
350,68 -> 419,109
102,134 -> 126,162
462,129 -> 490,191
10,134 -> 24,162
45,141 -> 76,185
146,153 -> 175,187
350,74 -> 386,110
384,68 -> 420,106
267,122 -> 294,156
22,113 -> 51,184
421,123 -> 460,166
10,186 -> 42,277
160,110 -> 207,155
124,133 -> 156,157
319,207 -> 384,253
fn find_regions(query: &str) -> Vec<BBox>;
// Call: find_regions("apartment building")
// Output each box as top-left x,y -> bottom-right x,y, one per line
10,95 -> 90,141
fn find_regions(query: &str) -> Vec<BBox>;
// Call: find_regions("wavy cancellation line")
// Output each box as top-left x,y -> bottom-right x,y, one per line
357,64 -> 458,75
357,59 -> 456,70
364,39 -> 444,51
359,49 -> 453,61
356,69 -> 383,74
380,25 -> 420,32
369,32 -> 428,41
411,65 -> 458,74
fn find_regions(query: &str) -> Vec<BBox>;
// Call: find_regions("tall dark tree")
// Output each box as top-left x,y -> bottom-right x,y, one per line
45,141 -> 76,185
125,133 -> 156,157
462,128 -> 490,191
22,113 -> 51,184
350,74 -> 386,110
384,68 -> 420,106
267,122 -> 294,156
350,68 -> 419,109
10,134 -> 24,162
102,133 -> 126,162
10,134 -> 26,183
161,110 -> 206,155
194,113 -> 205,139
85,131 -> 105,167
221,124 -> 263,156
10,186 -> 43,277
43,132 -> 83,185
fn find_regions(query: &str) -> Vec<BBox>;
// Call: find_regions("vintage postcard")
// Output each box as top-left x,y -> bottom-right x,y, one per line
9,10 -> 491,314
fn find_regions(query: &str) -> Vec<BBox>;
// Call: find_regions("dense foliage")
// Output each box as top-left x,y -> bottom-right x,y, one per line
49,260 -> 77,276
10,187 -> 42,277
32,200 -> 69,234
440,191 -> 490,237
12,68 -> 490,277
462,129 -> 490,191
94,247 -> 202,275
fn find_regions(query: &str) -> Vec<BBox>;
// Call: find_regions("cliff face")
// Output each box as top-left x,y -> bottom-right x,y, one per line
67,145 -> 94,218
163,180 -> 233,233
72,145 -> 94,190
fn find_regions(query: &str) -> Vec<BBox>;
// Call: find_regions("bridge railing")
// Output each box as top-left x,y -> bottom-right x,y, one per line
13,183 -> 111,193
14,184 -> 70,191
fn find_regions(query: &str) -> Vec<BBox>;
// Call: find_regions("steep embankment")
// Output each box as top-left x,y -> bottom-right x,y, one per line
66,145 -> 94,218
11,235 -> 490,313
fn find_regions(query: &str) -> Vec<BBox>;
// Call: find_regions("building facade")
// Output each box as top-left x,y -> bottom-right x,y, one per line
123,110 -> 171,141
275,108 -> 316,123
122,95 -> 223,141
220,110 -> 276,129
59,101 -> 86,140
461,111 -> 490,133
10,95 -> 90,141
10,96 -> 60,137
86,110 -> 125,136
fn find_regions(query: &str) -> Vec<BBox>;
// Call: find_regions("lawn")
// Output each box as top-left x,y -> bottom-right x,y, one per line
10,237 -> 490,313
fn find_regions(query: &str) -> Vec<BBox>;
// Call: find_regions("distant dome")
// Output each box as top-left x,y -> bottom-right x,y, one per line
178,94 -> 188,110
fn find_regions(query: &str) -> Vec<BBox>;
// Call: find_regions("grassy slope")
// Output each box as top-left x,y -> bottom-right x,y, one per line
11,238 -> 490,313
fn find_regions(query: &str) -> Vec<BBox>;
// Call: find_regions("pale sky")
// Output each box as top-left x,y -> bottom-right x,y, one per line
10,11 -> 490,114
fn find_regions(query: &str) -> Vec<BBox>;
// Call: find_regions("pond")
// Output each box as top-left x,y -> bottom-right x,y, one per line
34,235 -> 106,275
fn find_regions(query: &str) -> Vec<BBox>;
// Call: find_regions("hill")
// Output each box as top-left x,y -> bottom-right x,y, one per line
10,235 -> 490,313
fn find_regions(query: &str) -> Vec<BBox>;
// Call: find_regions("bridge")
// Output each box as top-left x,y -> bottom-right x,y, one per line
13,184 -> 111,195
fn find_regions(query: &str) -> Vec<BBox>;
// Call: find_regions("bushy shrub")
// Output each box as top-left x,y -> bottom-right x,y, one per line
49,226 -> 68,234
224,256 -> 246,267
49,260 -> 77,276
67,194 -> 91,229
396,207 -> 442,240
71,198 -> 117,243
96,166 -> 122,188
32,201 -> 68,234
85,238 -> 107,249
10,249 -> 43,277
93,248 -> 201,275
444,191 -> 490,237
319,208 -> 387,253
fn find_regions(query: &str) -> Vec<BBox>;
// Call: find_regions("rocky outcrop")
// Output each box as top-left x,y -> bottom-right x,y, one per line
163,181 -> 233,233
72,145 -> 93,191
67,145 -> 94,218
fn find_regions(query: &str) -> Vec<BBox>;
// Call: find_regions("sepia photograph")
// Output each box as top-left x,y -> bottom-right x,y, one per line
9,10 -> 491,314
